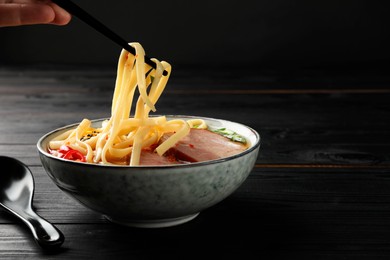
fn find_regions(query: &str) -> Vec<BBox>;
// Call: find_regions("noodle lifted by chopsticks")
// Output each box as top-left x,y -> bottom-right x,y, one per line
49,42 -> 206,165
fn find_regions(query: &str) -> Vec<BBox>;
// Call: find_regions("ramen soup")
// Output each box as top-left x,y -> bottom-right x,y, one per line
49,128 -> 248,165
47,42 -> 248,166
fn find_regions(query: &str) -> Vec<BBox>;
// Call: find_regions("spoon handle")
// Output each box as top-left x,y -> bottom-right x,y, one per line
23,209 -> 65,248
1,204 -> 65,248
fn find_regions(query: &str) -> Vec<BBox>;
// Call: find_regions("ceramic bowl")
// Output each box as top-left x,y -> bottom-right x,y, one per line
37,115 -> 260,228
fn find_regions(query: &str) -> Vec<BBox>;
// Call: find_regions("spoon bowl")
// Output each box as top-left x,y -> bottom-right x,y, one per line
0,156 -> 64,248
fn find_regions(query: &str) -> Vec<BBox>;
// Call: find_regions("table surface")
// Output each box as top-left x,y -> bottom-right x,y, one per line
0,65 -> 390,259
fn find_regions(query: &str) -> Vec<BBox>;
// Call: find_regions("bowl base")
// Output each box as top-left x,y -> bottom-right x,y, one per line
104,213 -> 200,228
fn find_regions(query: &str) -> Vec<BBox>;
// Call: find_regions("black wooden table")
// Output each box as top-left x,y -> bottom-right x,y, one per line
0,65 -> 390,259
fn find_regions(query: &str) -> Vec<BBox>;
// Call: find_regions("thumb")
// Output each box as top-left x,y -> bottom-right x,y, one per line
0,4 -> 55,27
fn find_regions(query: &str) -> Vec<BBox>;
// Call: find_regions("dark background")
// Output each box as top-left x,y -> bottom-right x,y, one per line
0,0 -> 389,72
1,2 -> 390,258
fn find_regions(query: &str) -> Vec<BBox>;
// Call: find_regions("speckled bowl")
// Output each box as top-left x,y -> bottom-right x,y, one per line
37,115 -> 260,228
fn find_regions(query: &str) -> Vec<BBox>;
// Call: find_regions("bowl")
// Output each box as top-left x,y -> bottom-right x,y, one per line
37,115 -> 260,228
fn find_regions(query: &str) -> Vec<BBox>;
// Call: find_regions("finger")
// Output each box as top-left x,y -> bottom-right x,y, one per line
0,4 -> 55,27
47,2 -> 71,25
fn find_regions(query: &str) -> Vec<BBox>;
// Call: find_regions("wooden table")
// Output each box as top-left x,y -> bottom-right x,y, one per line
1,65 -> 389,259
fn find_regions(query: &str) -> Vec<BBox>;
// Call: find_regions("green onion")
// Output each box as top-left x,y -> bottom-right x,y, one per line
212,128 -> 247,144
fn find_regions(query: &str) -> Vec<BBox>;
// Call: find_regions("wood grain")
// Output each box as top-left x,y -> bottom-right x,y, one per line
1,66 -> 390,259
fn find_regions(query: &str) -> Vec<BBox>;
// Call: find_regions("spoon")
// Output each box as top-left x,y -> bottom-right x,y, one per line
0,156 -> 64,248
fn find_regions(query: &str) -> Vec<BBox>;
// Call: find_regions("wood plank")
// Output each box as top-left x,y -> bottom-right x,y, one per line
2,125 -> 390,166
1,204 -> 390,259
2,167 -> 390,225
1,79 -> 389,165
1,66 -> 390,259
1,86 -> 389,130
2,65 -> 390,90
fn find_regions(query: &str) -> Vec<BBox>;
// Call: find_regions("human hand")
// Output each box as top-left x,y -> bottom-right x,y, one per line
0,0 -> 71,27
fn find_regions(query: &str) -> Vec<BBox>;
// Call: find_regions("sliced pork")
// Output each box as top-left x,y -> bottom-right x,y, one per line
139,149 -> 179,166
161,129 -> 247,163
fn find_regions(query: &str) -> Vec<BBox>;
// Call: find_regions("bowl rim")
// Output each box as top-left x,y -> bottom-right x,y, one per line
37,115 -> 260,169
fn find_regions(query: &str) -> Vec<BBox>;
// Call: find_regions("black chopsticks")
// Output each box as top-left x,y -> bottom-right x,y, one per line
52,0 -> 168,76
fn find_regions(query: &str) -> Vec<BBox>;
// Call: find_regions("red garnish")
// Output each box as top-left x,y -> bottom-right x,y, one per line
56,145 -> 70,157
63,149 -> 86,162
54,145 -> 86,162
189,144 -> 195,148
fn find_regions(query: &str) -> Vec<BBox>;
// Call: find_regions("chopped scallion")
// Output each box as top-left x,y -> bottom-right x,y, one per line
212,128 -> 247,144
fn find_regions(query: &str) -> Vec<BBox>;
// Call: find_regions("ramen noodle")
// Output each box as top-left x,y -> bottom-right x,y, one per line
48,42 -> 207,166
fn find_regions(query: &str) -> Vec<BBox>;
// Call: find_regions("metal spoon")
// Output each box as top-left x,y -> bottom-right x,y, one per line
0,156 -> 64,248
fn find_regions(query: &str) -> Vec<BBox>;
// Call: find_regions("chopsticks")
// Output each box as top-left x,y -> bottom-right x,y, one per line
52,0 -> 168,76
